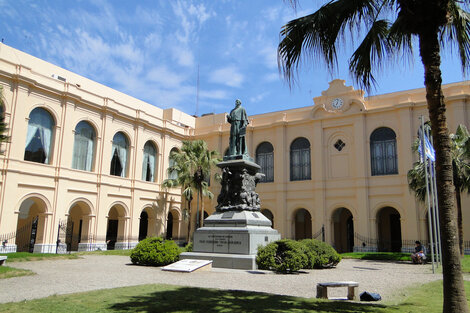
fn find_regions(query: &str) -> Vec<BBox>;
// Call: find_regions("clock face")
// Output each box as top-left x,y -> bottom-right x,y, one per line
332,98 -> 343,109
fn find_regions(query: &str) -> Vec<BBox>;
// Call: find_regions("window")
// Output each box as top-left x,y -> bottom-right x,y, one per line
24,108 -> 54,164
110,132 -> 129,177
72,121 -> 95,171
290,137 -> 311,181
370,127 -> 398,176
168,148 -> 179,180
142,141 -> 157,182
256,142 -> 274,182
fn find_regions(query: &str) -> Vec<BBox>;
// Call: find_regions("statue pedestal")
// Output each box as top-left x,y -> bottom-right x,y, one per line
180,159 -> 281,270
180,211 -> 280,270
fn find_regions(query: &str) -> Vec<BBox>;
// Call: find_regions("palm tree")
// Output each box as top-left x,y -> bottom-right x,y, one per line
163,140 -> 220,242
408,124 -> 470,255
0,86 -> 8,146
450,125 -> 470,255
278,1 -> 469,311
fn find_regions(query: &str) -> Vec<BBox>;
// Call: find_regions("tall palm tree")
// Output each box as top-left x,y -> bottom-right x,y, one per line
450,125 -> 470,255
278,1 -> 469,311
163,140 -> 220,242
408,124 -> 470,255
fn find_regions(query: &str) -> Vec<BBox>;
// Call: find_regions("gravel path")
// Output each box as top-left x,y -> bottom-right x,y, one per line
0,255 -> 449,303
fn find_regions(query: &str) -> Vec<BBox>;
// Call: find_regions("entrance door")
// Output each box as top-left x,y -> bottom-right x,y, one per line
106,220 -> 118,250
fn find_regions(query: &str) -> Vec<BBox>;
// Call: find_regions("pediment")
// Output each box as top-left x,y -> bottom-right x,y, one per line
312,79 -> 366,118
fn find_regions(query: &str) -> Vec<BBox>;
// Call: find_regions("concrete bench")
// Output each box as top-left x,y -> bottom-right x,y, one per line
316,281 -> 359,300
0,256 -> 7,266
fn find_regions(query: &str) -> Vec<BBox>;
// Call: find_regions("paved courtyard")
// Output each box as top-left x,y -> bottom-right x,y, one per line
0,255 -> 452,303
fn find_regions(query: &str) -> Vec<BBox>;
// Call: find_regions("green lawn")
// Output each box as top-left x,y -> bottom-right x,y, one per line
0,266 -> 34,279
462,255 -> 470,273
0,252 -> 79,262
340,252 -> 411,261
77,249 -> 132,256
0,280 -> 469,313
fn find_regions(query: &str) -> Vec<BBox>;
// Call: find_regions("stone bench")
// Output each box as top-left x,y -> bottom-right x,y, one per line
316,281 -> 359,300
0,256 -> 7,266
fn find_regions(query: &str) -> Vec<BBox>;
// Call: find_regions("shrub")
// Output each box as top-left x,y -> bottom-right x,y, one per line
184,242 -> 193,252
130,237 -> 180,266
256,239 -> 308,273
300,239 -> 341,269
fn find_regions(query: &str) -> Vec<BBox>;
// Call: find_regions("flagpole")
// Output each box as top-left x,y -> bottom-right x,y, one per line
420,116 -> 435,273
433,162 -> 442,266
431,158 -> 442,266
425,125 -> 442,267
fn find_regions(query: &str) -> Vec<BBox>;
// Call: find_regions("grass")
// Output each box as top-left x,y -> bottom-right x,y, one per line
0,280 -> 469,313
462,255 -> 470,273
340,252 -> 411,261
0,266 -> 34,279
0,252 -> 79,262
77,249 -> 132,256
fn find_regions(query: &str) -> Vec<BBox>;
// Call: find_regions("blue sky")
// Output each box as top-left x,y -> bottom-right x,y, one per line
0,0 -> 467,116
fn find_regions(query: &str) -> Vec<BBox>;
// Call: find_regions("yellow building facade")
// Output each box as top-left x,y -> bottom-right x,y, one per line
0,44 -> 468,254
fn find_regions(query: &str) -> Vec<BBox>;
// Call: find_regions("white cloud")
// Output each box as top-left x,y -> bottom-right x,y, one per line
249,92 -> 269,103
171,45 -> 195,67
259,44 -> 278,69
209,66 -> 244,88
146,66 -> 186,89
262,6 -> 282,22
264,72 -> 280,83
199,89 -> 230,100
144,32 -> 162,52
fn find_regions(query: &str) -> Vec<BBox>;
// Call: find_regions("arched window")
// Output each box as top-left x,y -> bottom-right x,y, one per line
24,107 -> 55,164
370,127 -> 398,176
142,141 -> 157,182
290,137 -> 311,181
168,148 -> 179,180
256,142 -> 274,182
72,121 -> 95,171
110,132 -> 129,177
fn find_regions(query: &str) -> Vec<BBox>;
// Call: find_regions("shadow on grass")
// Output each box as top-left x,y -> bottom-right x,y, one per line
108,287 -> 387,313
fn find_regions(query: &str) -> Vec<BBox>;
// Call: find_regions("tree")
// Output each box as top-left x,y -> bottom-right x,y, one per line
163,140 -> 220,242
408,124 -> 470,255
450,125 -> 470,255
0,86 -> 8,146
278,1 -> 469,311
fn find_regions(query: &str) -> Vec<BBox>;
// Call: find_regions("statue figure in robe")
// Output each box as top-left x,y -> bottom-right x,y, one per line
227,99 -> 248,156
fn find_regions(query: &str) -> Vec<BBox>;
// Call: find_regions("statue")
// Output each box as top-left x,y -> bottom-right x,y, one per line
227,99 -> 248,156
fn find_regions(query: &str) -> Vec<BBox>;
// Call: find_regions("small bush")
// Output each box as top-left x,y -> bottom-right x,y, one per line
256,239 -> 308,273
301,239 -> 341,269
184,242 -> 193,252
130,237 -> 180,266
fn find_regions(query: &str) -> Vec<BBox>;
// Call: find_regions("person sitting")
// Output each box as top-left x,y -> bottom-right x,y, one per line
411,241 -> 426,264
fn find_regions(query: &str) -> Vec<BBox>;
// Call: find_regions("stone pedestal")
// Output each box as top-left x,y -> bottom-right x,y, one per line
180,159 -> 281,270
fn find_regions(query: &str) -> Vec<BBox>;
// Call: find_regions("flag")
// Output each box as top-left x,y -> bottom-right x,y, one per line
418,128 -> 436,162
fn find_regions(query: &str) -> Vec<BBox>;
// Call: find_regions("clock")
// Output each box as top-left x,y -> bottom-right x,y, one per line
331,98 -> 343,109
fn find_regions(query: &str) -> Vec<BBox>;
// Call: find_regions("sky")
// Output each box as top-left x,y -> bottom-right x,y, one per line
0,0 -> 467,116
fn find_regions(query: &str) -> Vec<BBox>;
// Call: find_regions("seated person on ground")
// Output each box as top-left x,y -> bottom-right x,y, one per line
411,241 -> 426,263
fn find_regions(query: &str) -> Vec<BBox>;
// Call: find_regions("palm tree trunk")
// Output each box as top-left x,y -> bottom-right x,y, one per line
419,30 -> 469,313
186,199 -> 192,243
455,187 -> 464,256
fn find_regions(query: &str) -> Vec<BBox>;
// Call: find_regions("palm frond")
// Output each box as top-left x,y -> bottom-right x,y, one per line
349,19 -> 391,90
278,0 -> 378,86
407,161 -> 427,202
443,2 -> 470,74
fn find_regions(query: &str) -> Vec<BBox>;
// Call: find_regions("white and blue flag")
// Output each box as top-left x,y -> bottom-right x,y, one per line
418,129 -> 436,162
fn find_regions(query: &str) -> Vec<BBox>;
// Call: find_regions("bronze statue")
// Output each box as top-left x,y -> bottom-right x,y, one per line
227,99 -> 248,156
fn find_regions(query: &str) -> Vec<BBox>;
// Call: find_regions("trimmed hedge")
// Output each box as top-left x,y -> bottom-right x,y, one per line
256,239 -> 341,273
300,239 -> 341,269
256,239 -> 308,273
130,237 -> 181,266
